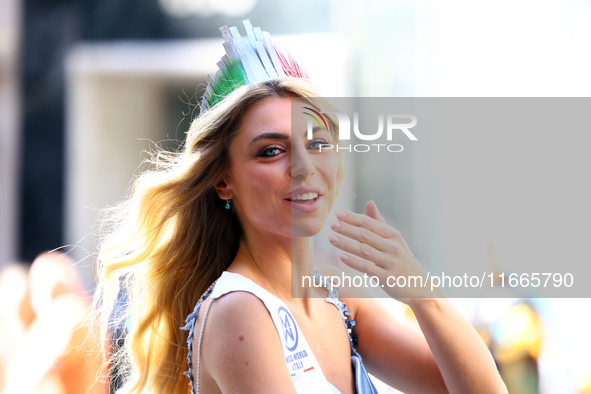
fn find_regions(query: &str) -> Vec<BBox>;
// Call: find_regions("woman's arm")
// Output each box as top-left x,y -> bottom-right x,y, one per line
329,201 -> 507,393
197,291 -> 297,393
344,296 -> 448,392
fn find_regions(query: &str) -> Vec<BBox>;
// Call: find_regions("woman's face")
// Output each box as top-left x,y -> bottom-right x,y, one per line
221,95 -> 338,240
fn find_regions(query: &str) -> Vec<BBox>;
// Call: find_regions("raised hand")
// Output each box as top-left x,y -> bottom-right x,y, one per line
328,200 -> 441,303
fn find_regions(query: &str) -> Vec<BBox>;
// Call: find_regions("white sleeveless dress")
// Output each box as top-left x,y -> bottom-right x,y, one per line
181,271 -> 378,394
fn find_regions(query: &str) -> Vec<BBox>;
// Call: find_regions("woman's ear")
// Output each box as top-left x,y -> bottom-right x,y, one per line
215,179 -> 233,200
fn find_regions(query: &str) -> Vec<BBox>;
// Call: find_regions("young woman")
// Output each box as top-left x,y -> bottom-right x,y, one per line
95,22 -> 507,393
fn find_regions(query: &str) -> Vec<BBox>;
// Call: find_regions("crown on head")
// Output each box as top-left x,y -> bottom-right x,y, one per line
200,20 -> 310,115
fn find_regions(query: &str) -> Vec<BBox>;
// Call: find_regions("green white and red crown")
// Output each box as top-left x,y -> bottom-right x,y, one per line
200,20 -> 310,115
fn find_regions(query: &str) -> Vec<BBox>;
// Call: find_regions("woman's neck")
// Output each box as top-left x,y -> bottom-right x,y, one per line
227,232 -> 316,303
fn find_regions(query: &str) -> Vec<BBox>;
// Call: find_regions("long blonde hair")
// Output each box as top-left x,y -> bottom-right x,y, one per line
93,77 -> 341,392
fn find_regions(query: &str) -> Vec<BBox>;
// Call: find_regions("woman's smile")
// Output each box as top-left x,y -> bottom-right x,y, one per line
284,186 -> 323,213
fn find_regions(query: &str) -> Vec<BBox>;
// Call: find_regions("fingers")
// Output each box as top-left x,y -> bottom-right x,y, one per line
334,205 -> 401,241
329,201 -> 403,271
365,200 -> 386,223
328,233 -> 390,269
330,217 -> 391,254
337,252 -> 384,278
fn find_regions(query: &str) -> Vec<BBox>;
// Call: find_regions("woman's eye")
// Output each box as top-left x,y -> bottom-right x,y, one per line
308,140 -> 332,151
257,146 -> 285,158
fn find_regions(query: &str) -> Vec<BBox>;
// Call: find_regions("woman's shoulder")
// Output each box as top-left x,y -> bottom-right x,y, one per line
205,288 -> 272,323
195,289 -> 295,392
193,271 -> 277,339
195,279 -> 277,340
197,270 -> 287,347
189,270 -> 279,333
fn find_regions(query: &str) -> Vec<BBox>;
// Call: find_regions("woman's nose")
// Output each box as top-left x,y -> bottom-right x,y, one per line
290,145 -> 315,179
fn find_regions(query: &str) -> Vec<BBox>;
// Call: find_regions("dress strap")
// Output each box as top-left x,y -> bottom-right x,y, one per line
180,280 -> 217,394
313,269 -> 358,350
313,269 -> 379,393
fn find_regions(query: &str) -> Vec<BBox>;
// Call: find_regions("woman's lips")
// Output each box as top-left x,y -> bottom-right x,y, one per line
283,187 -> 323,213
288,192 -> 319,202
285,195 -> 322,213
283,186 -> 322,201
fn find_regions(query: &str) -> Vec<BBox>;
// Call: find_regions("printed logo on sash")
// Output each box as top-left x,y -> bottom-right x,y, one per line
278,306 -> 298,351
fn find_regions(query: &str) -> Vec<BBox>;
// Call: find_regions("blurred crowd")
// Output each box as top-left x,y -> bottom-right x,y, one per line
0,252 -> 106,394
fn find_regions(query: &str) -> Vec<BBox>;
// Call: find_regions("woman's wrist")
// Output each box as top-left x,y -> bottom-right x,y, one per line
405,294 -> 446,312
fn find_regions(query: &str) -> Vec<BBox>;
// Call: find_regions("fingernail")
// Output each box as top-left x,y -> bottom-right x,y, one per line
330,220 -> 340,230
328,234 -> 339,244
339,253 -> 349,262
335,210 -> 346,219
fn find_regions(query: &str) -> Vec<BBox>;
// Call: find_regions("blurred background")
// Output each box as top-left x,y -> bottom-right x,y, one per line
1,0 -> 591,392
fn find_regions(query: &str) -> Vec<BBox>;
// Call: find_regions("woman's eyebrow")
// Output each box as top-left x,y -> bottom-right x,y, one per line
303,126 -> 322,138
249,132 -> 290,145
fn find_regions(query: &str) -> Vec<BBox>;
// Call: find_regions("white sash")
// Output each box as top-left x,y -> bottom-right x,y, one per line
210,271 -> 335,393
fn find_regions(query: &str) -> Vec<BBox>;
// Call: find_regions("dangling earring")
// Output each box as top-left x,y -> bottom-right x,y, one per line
225,197 -> 231,210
